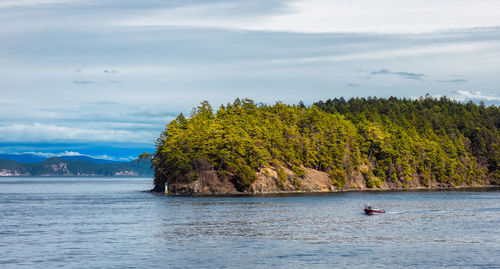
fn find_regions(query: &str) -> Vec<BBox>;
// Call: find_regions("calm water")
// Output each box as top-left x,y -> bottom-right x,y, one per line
1,177 -> 499,268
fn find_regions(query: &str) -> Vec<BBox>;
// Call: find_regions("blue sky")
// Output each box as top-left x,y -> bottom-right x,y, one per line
1,0 -> 499,161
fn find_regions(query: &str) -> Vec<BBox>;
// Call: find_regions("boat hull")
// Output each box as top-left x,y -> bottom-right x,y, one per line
364,209 -> 385,214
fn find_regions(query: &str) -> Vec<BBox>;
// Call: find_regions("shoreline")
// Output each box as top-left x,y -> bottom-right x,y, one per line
158,185 -> 500,197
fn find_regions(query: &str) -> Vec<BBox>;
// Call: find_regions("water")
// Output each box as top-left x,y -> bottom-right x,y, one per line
1,177 -> 499,268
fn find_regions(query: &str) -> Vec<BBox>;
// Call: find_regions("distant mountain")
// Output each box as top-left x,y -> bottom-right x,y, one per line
0,154 -> 120,164
0,159 -> 31,176
59,155 -> 119,164
0,157 -> 153,177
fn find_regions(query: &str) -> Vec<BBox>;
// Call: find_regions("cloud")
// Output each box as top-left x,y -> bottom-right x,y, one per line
2,1 -> 500,161
35,103 -> 178,124
0,122 -> 157,143
0,143 -> 153,162
57,151 -> 81,156
4,1 -> 500,38
393,72 -> 425,80
128,110 -> 179,119
6,151 -> 136,161
15,151 -> 82,158
254,0 -> 500,33
452,90 -> 500,102
72,80 -> 94,85
107,0 -> 500,34
0,0 -> 72,8
438,79 -> 468,83
371,69 -> 425,80
112,1 -> 290,29
115,156 -> 137,161
371,69 -> 391,75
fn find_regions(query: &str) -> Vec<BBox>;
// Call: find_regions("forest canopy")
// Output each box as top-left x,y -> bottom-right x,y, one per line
150,96 -> 499,192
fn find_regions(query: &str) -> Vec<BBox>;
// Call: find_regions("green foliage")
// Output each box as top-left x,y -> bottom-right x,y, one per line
492,170 -> 500,185
366,176 -> 383,188
277,167 -> 287,190
270,159 -> 281,168
374,165 -> 386,180
137,152 -> 152,165
217,170 -> 231,180
315,96 -> 499,187
292,177 -> 302,190
291,166 -> 307,178
390,171 -> 398,183
329,167 -> 346,188
152,97 -> 499,191
231,162 -> 255,191
362,168 -> 382,188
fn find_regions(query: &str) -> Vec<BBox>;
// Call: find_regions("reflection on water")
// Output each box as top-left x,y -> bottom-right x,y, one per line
1,177 -> 499,268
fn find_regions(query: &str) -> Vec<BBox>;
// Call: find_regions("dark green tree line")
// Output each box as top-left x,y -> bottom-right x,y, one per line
151,96 -> 499,191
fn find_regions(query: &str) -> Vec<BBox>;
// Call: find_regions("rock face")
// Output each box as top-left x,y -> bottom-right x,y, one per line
114,171 -> 139,176
248,167 -> 334,193
165,170 -> 238,195
0,169 -> 30,176
47,162 -> 71,175
159,165 -> 493,195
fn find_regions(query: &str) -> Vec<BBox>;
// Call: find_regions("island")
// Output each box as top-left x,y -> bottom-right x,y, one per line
146,96 -> 499,195
0,157 -> 152,177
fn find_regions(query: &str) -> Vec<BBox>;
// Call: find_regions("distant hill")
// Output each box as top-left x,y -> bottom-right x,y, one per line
59,155 -> 119,164
0,159 -> 31,176
0,154 -> 119,164
0,157 -> 153,177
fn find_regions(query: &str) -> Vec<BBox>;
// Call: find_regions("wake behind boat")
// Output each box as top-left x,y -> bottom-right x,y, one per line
364,204 -> 385,214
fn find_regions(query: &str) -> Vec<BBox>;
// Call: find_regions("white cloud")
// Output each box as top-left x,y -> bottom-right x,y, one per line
59,151 -> 83,156
115,156 -> 137,162
453,90 -> 500,101
5,151 -> 136,161
0,0 -> 499,160
113,0 -> 500,33
0,0 -> 77,8
0,123 -> 156,143
92,154 -> 114,160
253,0 -> 500,33
14,151 -> 81,158
263,40 -> 500,65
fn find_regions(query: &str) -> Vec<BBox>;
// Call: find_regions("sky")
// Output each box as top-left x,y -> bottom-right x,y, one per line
1,0 -> 499,161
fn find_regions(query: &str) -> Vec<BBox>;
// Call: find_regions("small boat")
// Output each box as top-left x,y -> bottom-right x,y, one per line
364,204 -> 385,214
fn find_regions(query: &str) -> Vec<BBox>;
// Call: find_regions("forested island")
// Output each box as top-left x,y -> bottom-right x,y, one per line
146,96 -> 499,195
0,157 -> 152,177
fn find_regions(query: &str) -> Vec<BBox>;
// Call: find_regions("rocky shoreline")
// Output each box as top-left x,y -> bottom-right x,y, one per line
154,166 -> 497,196
156,185 -> 500,196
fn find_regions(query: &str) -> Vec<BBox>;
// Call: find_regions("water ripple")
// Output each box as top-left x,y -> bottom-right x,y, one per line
1,177 -> 499,268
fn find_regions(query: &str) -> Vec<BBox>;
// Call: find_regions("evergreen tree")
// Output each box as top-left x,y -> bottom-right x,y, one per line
150,97 -> 499,191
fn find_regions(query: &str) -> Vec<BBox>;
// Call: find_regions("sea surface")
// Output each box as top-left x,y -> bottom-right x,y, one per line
0,177 -> 499,268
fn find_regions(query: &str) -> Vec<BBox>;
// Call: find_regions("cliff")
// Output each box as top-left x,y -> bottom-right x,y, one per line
158,165 -> 494,195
